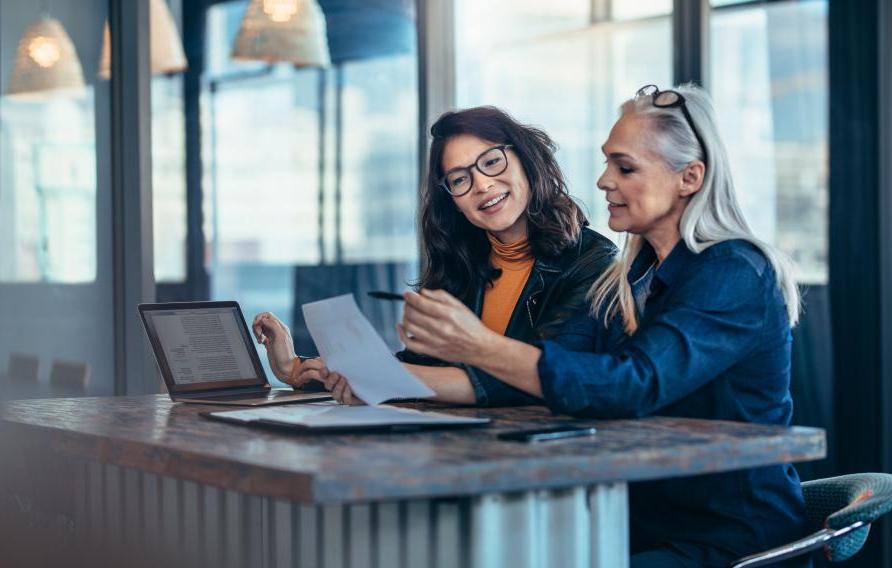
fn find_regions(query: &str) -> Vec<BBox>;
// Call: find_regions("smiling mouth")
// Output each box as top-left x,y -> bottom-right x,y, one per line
479,192 -> 509,210
607,201 -> 627,208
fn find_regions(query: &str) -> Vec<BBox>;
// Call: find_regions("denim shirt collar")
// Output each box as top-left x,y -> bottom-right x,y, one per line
628,238 -> 695,290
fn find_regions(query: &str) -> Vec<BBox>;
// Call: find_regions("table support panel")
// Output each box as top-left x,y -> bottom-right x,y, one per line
1,460 -> 629,568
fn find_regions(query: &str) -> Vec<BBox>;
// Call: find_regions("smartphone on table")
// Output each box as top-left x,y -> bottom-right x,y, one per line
497,425 -> 597,443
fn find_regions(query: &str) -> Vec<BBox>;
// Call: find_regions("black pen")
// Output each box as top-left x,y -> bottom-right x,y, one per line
367,291 -> 405,301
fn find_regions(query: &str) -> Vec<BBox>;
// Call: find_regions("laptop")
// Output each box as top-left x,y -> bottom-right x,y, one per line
139,301 -> 331,406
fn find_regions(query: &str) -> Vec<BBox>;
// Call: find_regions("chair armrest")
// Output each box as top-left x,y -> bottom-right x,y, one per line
729,521 -> 867,568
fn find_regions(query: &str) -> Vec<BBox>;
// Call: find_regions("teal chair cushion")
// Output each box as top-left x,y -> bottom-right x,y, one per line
802,473 -> 892,561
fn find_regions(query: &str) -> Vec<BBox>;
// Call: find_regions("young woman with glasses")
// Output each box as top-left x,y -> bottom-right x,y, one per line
253,106 -> 616,406
324,86 -> 809,566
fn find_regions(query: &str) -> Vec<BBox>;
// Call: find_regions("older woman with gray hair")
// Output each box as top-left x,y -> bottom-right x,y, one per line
324,84 -> 809,567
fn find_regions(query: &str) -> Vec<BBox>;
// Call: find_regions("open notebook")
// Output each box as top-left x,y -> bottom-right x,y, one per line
204,402 -> 490,433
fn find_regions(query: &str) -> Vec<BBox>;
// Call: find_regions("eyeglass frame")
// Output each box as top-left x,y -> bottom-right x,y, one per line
437,144 -> 514,197
636,84 -> 709,166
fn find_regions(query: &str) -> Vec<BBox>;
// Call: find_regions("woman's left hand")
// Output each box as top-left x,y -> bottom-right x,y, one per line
326,372 -> 364,406
302,362 -> 365,405
398,289 -> 498,365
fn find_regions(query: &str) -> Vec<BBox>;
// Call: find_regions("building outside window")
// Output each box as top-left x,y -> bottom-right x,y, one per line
199,0 -> 419,382
454,0 -> 673,242
711,0 -> 828,283
453,0 -> 828,285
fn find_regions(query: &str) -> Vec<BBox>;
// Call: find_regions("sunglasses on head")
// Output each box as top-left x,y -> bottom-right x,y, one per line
636,84 -> 708,166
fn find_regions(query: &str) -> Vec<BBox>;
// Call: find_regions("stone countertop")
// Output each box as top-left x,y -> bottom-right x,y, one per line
0,395 -> 826,504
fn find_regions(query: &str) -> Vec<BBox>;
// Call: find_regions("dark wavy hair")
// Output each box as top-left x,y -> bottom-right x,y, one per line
418,106 -> 585,302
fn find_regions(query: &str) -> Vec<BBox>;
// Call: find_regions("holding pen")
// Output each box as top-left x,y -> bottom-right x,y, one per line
367,291 -> 405,301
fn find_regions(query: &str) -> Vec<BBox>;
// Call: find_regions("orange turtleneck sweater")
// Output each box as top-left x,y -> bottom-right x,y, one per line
481,234 -> 535,335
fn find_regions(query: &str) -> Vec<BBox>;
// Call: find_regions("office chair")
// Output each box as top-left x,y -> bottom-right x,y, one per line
49,359 -> 90,396
7,353 -> 39,382
731,473 -> 892,567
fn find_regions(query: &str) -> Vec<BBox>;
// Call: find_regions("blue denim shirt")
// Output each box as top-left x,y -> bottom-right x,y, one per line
536,239 -> 810,567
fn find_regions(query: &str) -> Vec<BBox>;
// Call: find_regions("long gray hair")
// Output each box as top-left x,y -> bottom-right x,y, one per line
588,84 -> 800,333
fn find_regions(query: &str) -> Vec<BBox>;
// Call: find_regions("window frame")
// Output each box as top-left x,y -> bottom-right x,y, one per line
108,0 -> 158,395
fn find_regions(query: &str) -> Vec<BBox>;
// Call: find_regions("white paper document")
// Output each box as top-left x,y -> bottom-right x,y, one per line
301,294 -> 435,405
209,403 -> 489,430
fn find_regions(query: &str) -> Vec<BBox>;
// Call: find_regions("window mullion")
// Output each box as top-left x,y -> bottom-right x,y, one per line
673,0 -> 708,86
109,0 -> 157,395
416,0 -> 456,268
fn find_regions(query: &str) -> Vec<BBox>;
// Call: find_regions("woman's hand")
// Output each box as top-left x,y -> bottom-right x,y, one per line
295,359 -> 365,405
327,372 -> 364,406
401,291 -> 545,399
251,312 -> 296,382
398,289 -> 500,366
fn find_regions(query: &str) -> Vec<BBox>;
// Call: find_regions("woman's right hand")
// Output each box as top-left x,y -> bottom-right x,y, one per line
251,312 -> 296,382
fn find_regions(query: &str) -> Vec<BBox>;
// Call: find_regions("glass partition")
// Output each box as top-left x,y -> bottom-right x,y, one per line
199,0 -> 419,382
0,0 -> 115,398
339,54 -> 418,264
152,74 -> 187,283
710,0 -> 828,283
454,0 -> 672,241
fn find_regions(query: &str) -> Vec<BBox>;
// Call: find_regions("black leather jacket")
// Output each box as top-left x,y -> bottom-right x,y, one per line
397,226 -> 617,406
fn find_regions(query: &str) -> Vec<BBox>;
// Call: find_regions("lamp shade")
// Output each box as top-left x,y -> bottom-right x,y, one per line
231,0 -> 331,67
5,16 -> 86,97
98,0 -> 188,78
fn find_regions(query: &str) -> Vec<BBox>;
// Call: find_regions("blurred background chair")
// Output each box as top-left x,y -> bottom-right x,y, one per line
49,359 -> 90,397
6,353 -> 39,383
731,473 -> 892,567
291,262 -> 415,355
2,353 -> 41,401
285,262 -> 414,391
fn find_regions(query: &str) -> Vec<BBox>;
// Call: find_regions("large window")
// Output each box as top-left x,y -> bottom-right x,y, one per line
454,0 -> 672,240
0,90 -> 98,283
152,75 -> 187,282
710,0 -> 828,282
452,0 -> 828,284
339,55 -> 418,263
201,0 -> 419,382
205,70 -> 323,268
0,0 -> 116,398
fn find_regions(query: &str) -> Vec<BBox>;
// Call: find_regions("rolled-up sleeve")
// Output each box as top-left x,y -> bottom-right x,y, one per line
394,348 -> 530,406
538,256 -> 770,417
465,311 -> 601,407
462,364 -> 540,406
468,249 -> 615,407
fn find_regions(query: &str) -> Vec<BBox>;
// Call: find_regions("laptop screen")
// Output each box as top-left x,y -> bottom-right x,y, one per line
140,302 -> 268,393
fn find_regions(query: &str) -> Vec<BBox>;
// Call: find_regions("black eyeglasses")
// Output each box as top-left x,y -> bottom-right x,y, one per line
636,84 -> 708,166
438,144 -> 513,197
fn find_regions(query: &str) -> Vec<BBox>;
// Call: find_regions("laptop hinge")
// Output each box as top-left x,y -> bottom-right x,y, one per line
177,384 -> 271,398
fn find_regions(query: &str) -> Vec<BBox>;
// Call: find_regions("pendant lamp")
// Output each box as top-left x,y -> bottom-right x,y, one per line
98,0 -> 188,79
231,0 -> 331,67
5,16 -> 86,97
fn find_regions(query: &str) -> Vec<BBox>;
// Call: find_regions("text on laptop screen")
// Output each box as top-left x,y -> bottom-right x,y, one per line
145,307 -> 258,385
